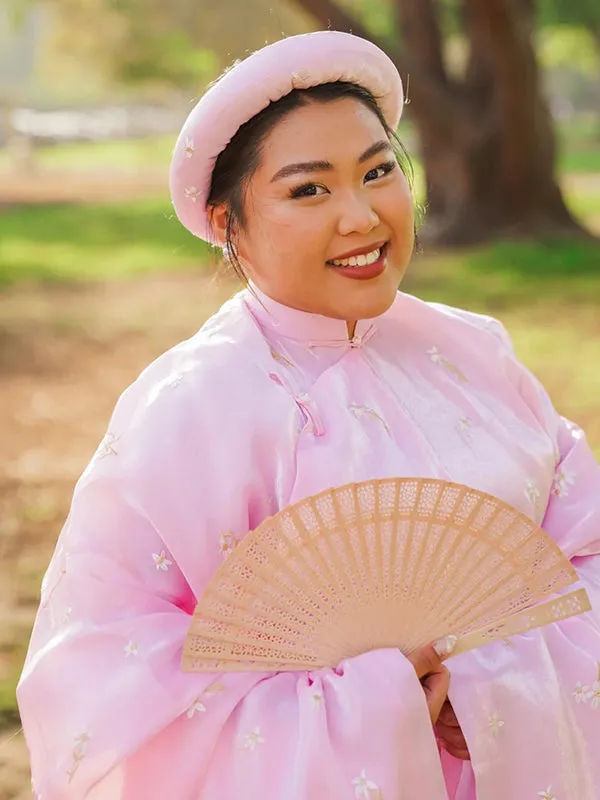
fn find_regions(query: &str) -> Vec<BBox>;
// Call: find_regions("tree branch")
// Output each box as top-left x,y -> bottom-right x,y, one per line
292,0 -> 382,48
293,0 -> 459,132
394,0 -> 448,84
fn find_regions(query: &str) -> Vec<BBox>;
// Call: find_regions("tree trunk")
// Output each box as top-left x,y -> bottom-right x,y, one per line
293,0 -> 590,245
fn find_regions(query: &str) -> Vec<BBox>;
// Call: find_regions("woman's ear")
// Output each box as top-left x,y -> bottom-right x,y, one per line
208,204 -> 228,248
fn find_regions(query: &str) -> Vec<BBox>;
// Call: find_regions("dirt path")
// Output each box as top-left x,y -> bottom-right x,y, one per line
0,167 -> 168,206
0,272 -> 235,798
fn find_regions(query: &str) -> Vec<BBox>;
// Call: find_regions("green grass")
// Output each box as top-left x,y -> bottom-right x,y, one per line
559,147 -> 600,175
405,238 -> 600,311
0,198 -> 212,287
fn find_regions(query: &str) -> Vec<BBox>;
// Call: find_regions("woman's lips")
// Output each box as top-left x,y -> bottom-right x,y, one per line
327,243 -> 388,281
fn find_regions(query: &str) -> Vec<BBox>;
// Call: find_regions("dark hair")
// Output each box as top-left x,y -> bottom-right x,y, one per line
207,81 -> 415,282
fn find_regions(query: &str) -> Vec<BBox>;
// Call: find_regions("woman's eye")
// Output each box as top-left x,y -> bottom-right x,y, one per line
365,161 -> 397,182
289,183 -> 328,199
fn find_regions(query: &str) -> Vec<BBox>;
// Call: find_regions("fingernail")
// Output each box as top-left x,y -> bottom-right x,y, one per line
433,635 -> 458,657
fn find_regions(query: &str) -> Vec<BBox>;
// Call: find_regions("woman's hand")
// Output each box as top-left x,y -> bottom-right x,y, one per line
406,644 -> 451,725
436,699 -> 470,760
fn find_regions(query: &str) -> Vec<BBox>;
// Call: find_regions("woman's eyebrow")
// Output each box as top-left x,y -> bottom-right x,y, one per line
270,139 -> 393,182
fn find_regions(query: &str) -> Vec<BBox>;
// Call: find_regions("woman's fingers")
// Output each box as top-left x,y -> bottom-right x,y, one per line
436,699 -> 459,728
437,725 -> 471,760
407,644 -> 446,680
436,701 -> 471,760
421,666 -> 450,724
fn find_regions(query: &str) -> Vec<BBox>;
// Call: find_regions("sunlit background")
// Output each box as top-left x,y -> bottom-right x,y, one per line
0,1 -> 599,795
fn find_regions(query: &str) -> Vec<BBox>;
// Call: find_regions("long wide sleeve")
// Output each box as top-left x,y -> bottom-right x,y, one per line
17,339 -> 448,800
446,320 -> 600,800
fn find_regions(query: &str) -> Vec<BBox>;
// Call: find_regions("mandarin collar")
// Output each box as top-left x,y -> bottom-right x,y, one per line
244,284 -> 380,348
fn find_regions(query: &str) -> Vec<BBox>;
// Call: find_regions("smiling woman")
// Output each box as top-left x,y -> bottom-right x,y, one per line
207,81 -> 416,330
17,30 -> 600,800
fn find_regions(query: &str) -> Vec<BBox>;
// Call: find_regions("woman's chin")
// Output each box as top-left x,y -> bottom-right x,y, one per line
337,289 -> 398,323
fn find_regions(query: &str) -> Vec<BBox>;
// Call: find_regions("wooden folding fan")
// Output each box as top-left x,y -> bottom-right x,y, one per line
182,478 -> 590,672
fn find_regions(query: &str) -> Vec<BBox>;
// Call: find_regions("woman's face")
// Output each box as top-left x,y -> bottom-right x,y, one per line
223,97 -> 415,324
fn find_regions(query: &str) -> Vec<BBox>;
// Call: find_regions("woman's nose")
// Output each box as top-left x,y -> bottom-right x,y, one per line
337,192 -> 380,236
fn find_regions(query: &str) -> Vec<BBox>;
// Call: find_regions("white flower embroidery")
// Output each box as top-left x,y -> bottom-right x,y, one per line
590,681 -> 600,709
489,712 -> 505,737
349,404 -> 391,437
152,550 -> 172,571
124,640 -> 139,658
242,727 -> 264,750
67,732 -> 91,783
186,697 -> 206,718
551,468 -> 575,497
352,769 -> 380,798
184,186 -> 200,202
525,480 -> 541,510
96,432 -> 119,459
219,530 -> 239,557
310,691 -> 324,707
573,681 -> 592,704
457,415 -> 471,432
269,346 -> 294,367
74,731 -> 91,752
427,346 -> 467,382
184,137 -> 195,158
204,679 -> 226,695
553,444 -> 561,467
538,787 -> 556,800
291,70 -> 312,89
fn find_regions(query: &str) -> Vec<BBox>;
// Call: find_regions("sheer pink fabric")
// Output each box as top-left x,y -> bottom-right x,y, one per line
18,288 -> 600,799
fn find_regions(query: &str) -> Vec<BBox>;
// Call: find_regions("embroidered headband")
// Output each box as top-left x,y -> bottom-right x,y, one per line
169,31 -> 404,242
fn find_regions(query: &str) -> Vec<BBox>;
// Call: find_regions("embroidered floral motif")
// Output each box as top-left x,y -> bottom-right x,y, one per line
291,70 -> 312,89
184,186 -> 200,202
573,681 -> 592,704
204,679 -> 226,695
242,727 -> 264,750
525,480 -> 541,511
310,691 -> 324,707
152,550 -> 172,571
62,606 -> 73,623
96,432 -> 119,459
553,444 -> 561,467
186,697 -> 207,718
269,346 -> 294,368
66,732 -> 91,783
124,640 -> 139,658
537,787 -> 556,800
457,415 -> 471,433
551,468 -> 575,497
349,404 -> 391,437
352,769 -> 382,799
295,392 -> 325,436
184,137 -> 195,158
219,530 -> 239,558
489,712 -> 505,737
427,346 -> 467,382
590,680 -> 600,710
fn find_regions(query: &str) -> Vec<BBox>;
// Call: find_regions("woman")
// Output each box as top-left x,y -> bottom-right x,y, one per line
18,31 -> 600,800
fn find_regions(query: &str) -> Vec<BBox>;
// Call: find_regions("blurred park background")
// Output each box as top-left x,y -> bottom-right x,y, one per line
0,0 -> 599,795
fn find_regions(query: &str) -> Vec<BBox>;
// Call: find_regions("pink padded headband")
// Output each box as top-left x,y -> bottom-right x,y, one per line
169,31 -> 404,242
